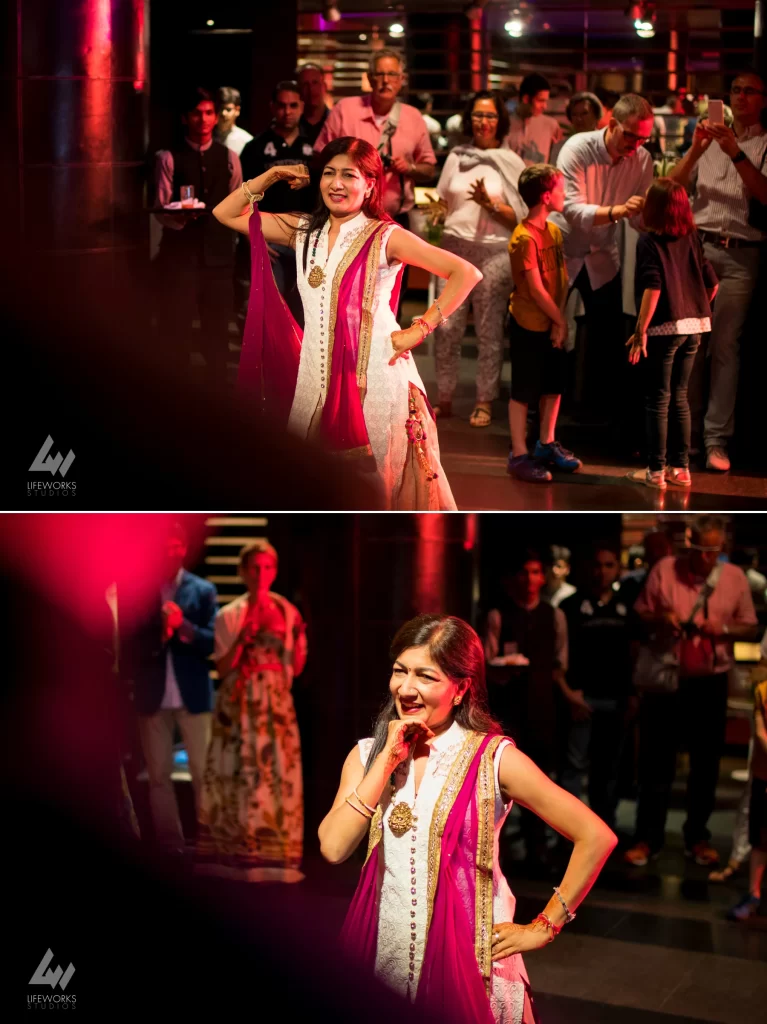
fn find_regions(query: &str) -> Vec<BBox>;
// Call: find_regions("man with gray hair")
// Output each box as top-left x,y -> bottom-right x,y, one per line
314,48 -> 436,217
625,515 -> 758,869
551,93 -> 654,433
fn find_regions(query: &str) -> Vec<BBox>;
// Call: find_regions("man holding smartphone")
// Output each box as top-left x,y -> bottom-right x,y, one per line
668,70 -> 767,472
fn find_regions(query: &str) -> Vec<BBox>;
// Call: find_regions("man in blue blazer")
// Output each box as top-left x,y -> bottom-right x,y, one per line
131,523 -> 217,855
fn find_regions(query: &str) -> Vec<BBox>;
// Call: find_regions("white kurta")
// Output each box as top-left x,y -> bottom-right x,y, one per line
288,213 -> 456,510
358,722 -> 529,1024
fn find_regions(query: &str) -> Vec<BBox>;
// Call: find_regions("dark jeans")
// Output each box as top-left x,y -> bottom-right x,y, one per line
635,674 -> 728,853
156,263 -> 233,382
645,333 -> 700,472
572,268 -> 639,444
559,697 -> 627,831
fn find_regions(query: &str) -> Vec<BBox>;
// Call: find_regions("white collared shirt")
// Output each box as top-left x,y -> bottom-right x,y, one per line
550,128 -> 654,289
692,123 -> 767,241
160,568 -> 185,710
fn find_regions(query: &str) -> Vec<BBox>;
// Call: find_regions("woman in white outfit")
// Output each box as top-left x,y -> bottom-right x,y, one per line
213,137 -> 482,510
429,91 -> 526,427
319,615 -> 617,1023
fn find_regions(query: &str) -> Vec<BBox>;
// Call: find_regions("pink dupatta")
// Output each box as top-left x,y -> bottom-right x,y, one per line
340,733 -> 502,1024
239,209 -> 404,455
237,205 -> 303,427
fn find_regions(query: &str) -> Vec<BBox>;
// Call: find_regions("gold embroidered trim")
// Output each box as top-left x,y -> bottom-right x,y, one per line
326,219 -> 383,388
365,802 -> 385,863
356,227 -> 383,405
425,731 -> 486,937
335,443 -> 375,460
475,735 -> 503,993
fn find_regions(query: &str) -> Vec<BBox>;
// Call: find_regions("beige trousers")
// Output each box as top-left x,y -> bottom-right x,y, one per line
138,708 -> 211,851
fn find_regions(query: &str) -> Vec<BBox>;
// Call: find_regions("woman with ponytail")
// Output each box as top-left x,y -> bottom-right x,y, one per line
319,614 -> 616,1023
214,137 -> 481,509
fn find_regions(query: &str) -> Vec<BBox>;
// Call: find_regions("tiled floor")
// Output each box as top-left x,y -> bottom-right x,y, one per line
410,349 -> 767,512
158,754 -> 766,1024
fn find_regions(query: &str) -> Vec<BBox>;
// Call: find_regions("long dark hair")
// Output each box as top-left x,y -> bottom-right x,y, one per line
300,137 -> 392,272
364,614 -> 502,775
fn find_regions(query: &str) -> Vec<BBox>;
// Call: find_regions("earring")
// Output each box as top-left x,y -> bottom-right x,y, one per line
454,697 -> 461,706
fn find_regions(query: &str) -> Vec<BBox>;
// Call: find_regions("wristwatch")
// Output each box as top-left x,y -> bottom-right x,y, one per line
731,150 -> 747,164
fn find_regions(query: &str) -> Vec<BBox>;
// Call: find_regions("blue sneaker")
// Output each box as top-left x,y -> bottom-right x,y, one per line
534,440 -> 582,473
507,453 -> 552,483
726,893 -> 761,921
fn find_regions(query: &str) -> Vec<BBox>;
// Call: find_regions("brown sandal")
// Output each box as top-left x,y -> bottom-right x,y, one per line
469,406 -> 492,428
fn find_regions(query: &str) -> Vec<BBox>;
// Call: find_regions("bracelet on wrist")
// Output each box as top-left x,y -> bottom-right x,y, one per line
553,886 -> 576,924
345,795 -> 373,820
353,787 -> 377,816
533,912 -> 560,941
242,180 -> 264,206
608,206 -> 615,223
731,149 -> 747,164
411,316 -> 432,340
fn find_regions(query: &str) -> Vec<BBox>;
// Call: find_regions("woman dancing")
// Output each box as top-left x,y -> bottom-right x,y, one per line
213,137 -> 483,510
319,615 -> 616,1023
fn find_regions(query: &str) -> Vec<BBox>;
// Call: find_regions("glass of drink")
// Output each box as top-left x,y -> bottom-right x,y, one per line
180,185 -> 195,208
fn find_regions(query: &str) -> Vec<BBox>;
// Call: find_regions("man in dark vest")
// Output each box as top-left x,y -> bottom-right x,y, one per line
485,548 -> 583,875
153,86 -> 243,385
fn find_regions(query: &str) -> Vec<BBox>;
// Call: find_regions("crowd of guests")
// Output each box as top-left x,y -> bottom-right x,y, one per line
115,516 -> 766,924
151,57 -> 767,481
482,516 -> 765,921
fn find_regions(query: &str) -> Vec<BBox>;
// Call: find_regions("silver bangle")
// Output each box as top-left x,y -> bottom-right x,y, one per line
434,297 -> 449,326
553,886 -> 576,924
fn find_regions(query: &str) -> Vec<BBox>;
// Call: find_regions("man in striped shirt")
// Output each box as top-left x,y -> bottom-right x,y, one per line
669,69 -> 767,472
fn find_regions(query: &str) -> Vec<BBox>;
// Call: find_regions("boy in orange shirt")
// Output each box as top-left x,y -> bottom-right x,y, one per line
507,164 -> 582,483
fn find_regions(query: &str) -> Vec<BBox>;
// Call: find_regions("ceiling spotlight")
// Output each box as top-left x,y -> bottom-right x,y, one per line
359,33 -> 367,41
206,19 -> 214,26
324,3 -> 342,22
389,23 -> 404,37
505,17 -> 524,38
628,3 -> 656,39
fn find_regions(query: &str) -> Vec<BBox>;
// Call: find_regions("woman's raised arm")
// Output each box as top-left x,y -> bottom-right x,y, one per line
212,164 -> 310,243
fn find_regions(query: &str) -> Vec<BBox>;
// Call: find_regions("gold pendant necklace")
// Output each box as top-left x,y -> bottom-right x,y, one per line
388,781 -> 418,837
307,264 -> 326,288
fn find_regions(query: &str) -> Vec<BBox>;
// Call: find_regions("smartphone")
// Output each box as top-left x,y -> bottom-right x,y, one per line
708,99 -> 724,125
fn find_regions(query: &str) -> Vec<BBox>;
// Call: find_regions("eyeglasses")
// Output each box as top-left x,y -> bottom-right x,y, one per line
471,113 -> 499,121
620,128 -> 652,145
371,72 -> 402,80
730,85 -> 765,97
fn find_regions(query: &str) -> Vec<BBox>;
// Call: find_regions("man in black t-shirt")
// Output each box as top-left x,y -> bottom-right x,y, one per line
297,63 -> 330,147
485,549 -> 579,874
236,80 -> 316,329
559,542 -> 635,830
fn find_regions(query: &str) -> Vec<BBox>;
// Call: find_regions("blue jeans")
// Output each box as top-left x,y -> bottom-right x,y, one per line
559,697 -> 627,831
645,333 -> 700,472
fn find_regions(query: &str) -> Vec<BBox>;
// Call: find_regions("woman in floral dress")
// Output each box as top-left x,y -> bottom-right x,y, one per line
196,540 -> 307,882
